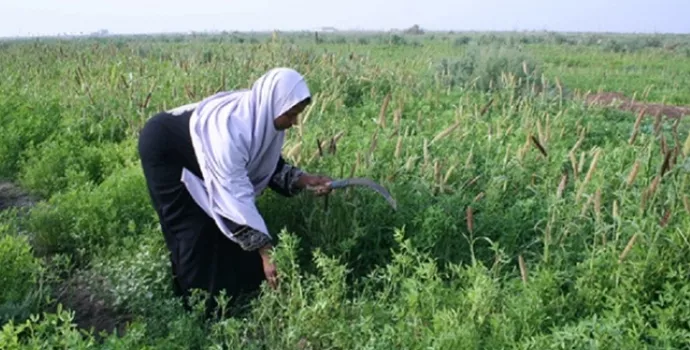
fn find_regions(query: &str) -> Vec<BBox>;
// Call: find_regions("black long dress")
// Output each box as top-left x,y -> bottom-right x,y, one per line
137,107 -> 304,314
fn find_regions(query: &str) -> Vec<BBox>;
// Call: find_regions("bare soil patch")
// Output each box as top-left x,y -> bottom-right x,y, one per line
51,271 -> 132,339
584,92 -> 690,119
0,181 -> 36,211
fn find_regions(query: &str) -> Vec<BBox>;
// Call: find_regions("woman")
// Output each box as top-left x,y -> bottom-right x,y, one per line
137,67 -> 332,313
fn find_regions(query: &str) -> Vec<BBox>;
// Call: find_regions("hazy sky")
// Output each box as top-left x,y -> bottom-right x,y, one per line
1,0 -> 688,37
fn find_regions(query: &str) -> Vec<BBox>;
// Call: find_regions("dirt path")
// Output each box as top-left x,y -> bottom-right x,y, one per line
583,92 -> 690,119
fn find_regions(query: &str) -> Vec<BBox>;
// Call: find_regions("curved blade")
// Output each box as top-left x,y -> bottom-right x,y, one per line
329,178 -> 397,210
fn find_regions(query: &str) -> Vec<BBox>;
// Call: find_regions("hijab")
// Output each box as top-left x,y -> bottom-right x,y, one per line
180,67 -> 311,240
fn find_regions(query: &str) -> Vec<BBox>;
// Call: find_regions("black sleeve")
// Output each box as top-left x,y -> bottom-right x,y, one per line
220,217 -> 272,251
268,156 -> 305,197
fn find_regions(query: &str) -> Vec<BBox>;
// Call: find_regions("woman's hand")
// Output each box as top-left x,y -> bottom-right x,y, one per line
259,244 -> 278,289
296,174 -> 333,196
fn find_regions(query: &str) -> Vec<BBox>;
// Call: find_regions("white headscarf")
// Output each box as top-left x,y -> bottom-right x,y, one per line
180,67 -> 311,241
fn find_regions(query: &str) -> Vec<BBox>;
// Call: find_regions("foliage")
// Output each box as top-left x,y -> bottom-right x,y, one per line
0,233 -> 40,305
0,225 -> 45,325
0,95 -> 63,180
1,31 -> 690,348
25,165 -> 155,265
436,42 -> 543,93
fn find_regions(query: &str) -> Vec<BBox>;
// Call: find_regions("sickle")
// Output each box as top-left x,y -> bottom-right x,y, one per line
326,177 -> 397,210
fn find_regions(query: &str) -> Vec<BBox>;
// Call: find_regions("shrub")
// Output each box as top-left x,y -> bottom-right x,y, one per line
0,305 -> 99,349
0,229 -> 43,324
0,232 -> 41,306
88,232 -> 172,316
0,95 -> 62,180
18,134 -> 134,198
26,165 -> 155,265
436,43 -> 542,93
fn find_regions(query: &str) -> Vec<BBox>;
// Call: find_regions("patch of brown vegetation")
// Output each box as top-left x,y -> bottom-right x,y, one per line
50,271 -> 132,340
584,92 -> 690,119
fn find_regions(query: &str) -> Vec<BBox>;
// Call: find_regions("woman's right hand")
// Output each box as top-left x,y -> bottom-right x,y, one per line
259,244 -> 278,289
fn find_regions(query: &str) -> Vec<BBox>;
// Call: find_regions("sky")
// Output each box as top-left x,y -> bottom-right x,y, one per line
1,0 -> 688,38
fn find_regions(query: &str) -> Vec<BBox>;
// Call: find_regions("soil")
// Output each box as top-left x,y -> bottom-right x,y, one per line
0,181 -> 37,211
583,91 -> 690,119
50,271 -> 133,340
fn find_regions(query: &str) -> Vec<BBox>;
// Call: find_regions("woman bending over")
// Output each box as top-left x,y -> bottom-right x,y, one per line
137,67 -> 332,312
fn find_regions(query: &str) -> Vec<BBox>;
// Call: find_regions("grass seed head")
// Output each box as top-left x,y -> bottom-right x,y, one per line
648,175 -> 660,196
378,92 -> 391,128
628,108 -> 645,144
613,200 -> 619,220
394,108 -> 402,129
423,139 -> 429,168
433,160 -> 441,184
518,255 -> 528,285
580,195 -> 593,216
557,173 -> 568,199
660,149 -> 672,177
660,208 -> 672,227
395,134 -> 403,159
619,233 -> 638,263
576,148 -> 601,202
627,161 -> 641,186
430,120 -> 461,146
473,192 -> 484,202
578,152 -> 586,175
594,187 -> 602,221
466,206 -> 474,233
569,152 -> 579,178
404,156 -> 417,171
530,135 -> 548,158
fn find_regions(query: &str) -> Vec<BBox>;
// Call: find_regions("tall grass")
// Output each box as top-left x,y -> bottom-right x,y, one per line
1,32 -> 690,348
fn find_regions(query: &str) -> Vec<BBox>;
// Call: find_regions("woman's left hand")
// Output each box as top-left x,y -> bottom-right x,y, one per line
297,174 -> 333,196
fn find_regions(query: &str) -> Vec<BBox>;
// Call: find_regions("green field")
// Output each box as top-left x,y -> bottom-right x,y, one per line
1,31 -> 690,349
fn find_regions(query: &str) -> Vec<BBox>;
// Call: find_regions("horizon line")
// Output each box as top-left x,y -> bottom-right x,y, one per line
2,27 -> 689,40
